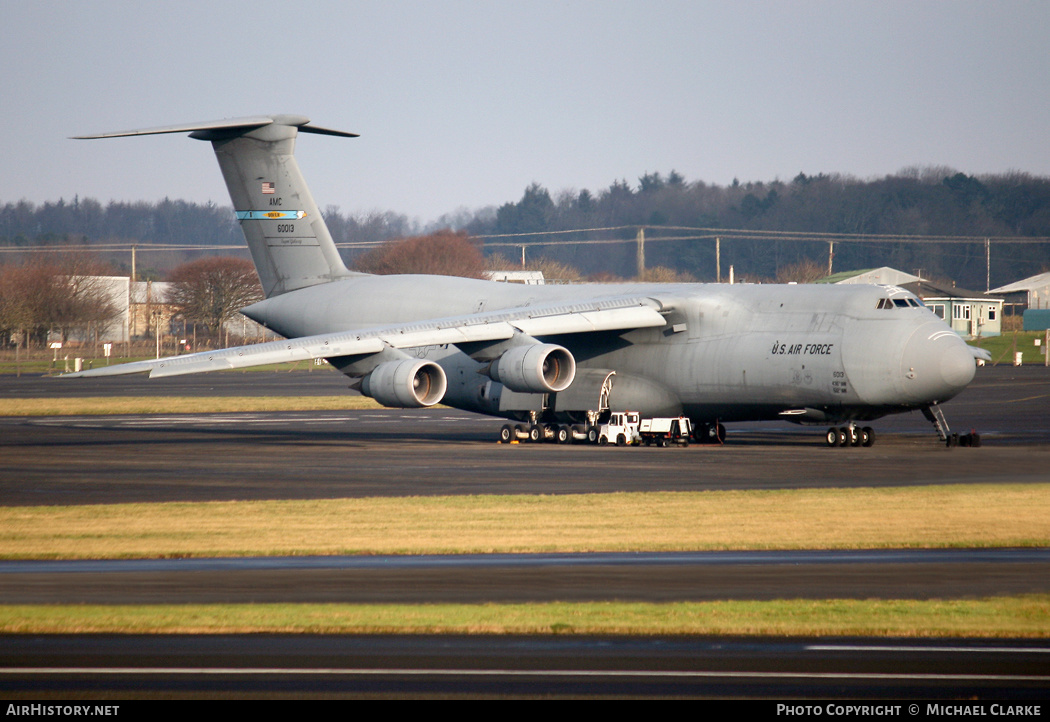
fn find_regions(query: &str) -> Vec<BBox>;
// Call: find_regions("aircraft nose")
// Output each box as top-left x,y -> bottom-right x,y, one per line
900,324 -> 976,402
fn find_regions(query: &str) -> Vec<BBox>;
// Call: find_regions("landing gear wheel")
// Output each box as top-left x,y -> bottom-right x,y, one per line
836,427 -> 849,446
860,427 -> 874,447
499,424 -> 513,443
555,425 -> 570,444
825,428 -> 840,447
528,425 -> 541,443
848,426 -> 861,447
587,427 -> 599,444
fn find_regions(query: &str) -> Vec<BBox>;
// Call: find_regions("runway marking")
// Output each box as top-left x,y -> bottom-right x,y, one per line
809,644 -> 1050,654
3,667 -> 1048,682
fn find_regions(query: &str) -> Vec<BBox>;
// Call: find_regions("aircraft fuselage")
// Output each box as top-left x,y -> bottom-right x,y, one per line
242,274 -> 975,426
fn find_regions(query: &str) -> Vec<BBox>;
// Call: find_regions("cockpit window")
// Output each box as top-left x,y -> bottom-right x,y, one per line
878,297 -> 923,309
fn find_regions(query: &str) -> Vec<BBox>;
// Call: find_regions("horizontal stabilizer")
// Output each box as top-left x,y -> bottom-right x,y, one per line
72,115 -> 358,140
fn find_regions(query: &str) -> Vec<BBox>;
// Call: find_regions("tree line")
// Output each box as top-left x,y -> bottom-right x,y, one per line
458,169 -> 1050,290
4,166 -> 1050,293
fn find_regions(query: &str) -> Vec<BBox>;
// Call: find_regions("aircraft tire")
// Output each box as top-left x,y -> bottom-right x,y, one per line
499,424 -> 513,443
825,428 -> 839,447
587,427 -> 599,444
556,425 -> 570,444
528,425 -> 542,443
861,427 -> 875,447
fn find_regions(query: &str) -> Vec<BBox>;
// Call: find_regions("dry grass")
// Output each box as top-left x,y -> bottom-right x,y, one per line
2,484 -> 1048,559
2,596 -> 1047,637
0,395 -> 382,416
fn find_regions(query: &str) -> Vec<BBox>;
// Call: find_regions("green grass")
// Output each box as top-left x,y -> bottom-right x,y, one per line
969,331 -> 1048,365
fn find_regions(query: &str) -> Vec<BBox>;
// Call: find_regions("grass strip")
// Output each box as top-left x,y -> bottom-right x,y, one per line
0,395 -> 381,416
2,485 -> 1048,559
1,597 -> 1047,637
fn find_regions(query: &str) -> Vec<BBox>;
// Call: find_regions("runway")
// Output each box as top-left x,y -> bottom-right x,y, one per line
2,364 -> 1049,698
3,549 -> 1050,604
2,365 -> 1049,505
3,635 -> 1049,699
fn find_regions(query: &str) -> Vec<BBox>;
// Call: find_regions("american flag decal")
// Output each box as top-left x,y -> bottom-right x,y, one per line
261,182 -> 275,194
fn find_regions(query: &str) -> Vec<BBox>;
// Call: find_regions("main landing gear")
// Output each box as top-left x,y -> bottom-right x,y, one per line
824,424 -> 875,448
499,423 -> 588,444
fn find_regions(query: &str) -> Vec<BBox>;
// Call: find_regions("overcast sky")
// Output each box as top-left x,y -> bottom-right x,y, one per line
3,1 -> 1048,224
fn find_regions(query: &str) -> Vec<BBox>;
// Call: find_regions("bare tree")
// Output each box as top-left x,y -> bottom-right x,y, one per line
353,230 -> 486,278
775,259 -> 827,284
166,257 -> 263,344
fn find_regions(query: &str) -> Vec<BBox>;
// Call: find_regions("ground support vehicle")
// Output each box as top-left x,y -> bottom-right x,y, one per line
638,417 -> 692,446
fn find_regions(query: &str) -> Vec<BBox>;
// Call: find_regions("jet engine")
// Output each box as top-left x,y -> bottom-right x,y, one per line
360,359 -> 447,407
488,344 -> 576,394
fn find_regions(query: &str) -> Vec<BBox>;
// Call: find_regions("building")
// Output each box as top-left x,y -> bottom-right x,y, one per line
62,276 -> 269,348
483,270 -> 546,285
818,267 -> 922,286
900,280 -> 1002,339
989,271 -> 1050,318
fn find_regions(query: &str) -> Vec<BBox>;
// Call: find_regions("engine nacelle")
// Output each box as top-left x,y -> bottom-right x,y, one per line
360,359 -> 447,408
489,344 -> 576,394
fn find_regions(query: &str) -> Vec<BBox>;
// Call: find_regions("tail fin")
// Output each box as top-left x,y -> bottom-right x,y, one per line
75,114 -> 360,297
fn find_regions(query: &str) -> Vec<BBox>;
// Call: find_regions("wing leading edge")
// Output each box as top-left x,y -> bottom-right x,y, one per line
61,296 -> 667,379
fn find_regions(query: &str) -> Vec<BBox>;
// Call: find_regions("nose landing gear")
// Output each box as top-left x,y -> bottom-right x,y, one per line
922,403 -> 981,448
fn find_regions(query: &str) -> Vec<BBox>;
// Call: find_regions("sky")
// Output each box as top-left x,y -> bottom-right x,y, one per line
3,1 -> 1049,225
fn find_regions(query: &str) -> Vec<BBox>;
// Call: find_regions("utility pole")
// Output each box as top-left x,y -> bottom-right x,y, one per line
827,241 -> 834,276
716,237 -> 721,283
635,227 -> 646,279
985,238 -> 991,292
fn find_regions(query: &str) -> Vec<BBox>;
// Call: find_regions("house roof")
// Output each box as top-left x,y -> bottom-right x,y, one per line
901,280 -> 999,302
817,266 -> 921,286
990,271 -> 1050,294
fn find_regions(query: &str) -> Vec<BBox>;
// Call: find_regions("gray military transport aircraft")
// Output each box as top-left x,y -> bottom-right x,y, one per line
65,114 -> 989,447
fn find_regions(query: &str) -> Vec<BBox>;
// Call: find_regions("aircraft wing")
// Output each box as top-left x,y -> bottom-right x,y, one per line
61,296 -> 667,379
